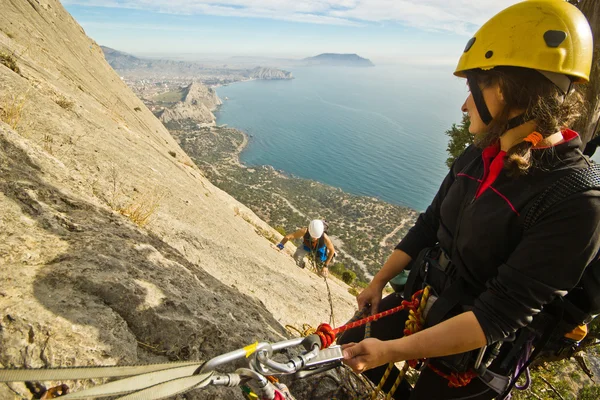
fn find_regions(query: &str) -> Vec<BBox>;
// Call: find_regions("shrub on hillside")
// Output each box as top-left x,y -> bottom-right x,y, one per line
342,270 -> 356,285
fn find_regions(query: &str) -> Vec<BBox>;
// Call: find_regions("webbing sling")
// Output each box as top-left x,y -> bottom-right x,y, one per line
523,163 -> 600,230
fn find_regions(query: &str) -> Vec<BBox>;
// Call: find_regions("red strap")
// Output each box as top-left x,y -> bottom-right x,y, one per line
270,390 -> 286,400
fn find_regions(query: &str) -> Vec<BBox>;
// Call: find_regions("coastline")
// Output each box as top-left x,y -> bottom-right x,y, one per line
178,124 -> 419,281
210,77 -> 256,89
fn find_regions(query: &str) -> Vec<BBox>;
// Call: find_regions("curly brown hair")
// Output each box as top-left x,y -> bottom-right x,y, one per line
466,66 -> 584,176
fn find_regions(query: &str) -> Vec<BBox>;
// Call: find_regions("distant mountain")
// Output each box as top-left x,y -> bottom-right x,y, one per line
302,53 -> 374,67
100,46 -> 147,69
100,46 -> 293,80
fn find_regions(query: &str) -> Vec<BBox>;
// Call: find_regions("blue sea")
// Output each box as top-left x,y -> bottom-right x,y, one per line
215,65 -> 469,212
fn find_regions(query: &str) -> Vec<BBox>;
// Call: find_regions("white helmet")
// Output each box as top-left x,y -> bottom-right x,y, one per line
308,219 -> 324,239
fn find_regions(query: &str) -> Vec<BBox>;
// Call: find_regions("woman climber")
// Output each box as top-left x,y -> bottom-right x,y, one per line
338,1 -> 600,399
277,219 -> 335,277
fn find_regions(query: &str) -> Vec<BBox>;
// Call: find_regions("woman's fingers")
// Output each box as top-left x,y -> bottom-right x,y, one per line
342,338 -> 388,374
370,298 -> 380,316
342,341 -> 371,373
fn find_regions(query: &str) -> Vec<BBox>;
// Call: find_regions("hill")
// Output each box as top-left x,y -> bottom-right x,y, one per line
156,82 -> 223,127
0,1 -> 356,399
303,53 -> 374,67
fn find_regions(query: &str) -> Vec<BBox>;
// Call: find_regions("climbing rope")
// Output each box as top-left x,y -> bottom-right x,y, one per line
312,251 -> 335,326
315,288 -> 427,348
315,286 -> 478,393
324,276 -> 336,327
427,364 -> 478,388
370,287 -> 430,399
285,324 -> 317,337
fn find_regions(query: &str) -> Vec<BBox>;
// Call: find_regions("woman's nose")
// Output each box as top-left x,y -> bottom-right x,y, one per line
461,97 -> 469,113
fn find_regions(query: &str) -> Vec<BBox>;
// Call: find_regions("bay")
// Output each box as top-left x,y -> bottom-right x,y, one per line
215,64 -> 469,211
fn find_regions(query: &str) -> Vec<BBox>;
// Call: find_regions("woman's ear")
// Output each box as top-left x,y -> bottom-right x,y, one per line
495,84 -> 505,103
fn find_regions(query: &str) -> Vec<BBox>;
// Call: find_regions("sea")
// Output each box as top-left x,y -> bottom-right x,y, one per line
214,64 -> 471,212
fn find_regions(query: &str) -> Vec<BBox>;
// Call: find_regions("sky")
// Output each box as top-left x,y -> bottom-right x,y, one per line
60,0 -> 522,63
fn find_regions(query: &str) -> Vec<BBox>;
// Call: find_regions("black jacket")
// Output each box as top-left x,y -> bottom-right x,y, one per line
396,130 -> 600,344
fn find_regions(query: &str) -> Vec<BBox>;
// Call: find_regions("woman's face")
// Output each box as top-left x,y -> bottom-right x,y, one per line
461,82 -> 505,135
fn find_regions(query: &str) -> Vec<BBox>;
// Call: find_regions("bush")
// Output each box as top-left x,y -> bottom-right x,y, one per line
0,52 -> 19,74
342,270 -> 356,285
55,96 -> 74,110
355,280 -> 369,289
348,287 -> 359,297
274,225 -> 286,236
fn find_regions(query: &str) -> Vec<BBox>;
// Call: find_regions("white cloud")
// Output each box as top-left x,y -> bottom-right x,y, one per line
61,0 -> 522,34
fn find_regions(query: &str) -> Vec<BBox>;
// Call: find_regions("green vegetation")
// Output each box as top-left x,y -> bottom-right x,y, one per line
154,89 -> 185,105
578,385 -> 600,400
445,113 -> 472,168
341,270 -> 356,285
0,51 -> 19,74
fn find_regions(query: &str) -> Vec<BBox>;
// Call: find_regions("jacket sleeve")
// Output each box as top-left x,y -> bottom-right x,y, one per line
395,145 -> 479,259
473,191 -> 600,344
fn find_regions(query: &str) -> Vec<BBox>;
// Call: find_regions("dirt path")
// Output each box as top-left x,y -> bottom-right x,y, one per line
379,217 -> 412,247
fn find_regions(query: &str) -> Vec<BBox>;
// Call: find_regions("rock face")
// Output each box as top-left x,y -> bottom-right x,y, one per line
303,53 -> 375,67
0,1 -> 356,399
247,67 -> 293,80
159,82 -> 222,126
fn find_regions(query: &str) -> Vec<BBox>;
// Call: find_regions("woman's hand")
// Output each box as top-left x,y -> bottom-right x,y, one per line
341,338 -> 391,374
356,282 -> 384,316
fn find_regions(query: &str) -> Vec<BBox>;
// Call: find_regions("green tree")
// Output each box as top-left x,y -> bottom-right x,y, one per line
445,113 -> 473,168
568,0 -> 600,144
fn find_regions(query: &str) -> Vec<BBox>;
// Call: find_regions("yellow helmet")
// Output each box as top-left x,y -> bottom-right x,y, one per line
454,0 -> 593,84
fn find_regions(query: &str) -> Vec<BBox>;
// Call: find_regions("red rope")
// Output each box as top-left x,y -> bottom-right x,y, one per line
315,288 -> 476,388
427,364 -> 478,388
315,289 -> 424,348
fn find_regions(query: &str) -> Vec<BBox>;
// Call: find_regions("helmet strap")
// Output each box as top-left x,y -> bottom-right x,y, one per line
468,75 -> 532,131
467,75 -> 493,125
506,113 -> 530,131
